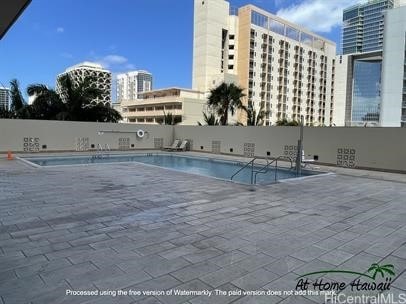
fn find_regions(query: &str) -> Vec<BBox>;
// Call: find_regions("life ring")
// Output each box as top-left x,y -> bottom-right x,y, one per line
137,129 -> 145,138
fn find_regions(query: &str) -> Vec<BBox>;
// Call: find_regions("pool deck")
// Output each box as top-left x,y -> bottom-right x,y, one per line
0,152 -> 405,304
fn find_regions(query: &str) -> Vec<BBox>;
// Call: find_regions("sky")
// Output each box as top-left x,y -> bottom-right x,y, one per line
0,0 -> 364,102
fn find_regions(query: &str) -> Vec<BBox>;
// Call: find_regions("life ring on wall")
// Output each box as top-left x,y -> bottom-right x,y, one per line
137,129 -> 145,138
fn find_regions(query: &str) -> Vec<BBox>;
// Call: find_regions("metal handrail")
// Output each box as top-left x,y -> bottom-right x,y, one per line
92,144 -> 108,159
104,144 -> 110,158
230,157 -> 269,184
254,156 -> 294,184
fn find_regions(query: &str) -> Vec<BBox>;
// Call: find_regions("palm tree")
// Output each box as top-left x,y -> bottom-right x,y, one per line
0,108 -> 15,119
161,111 -> 181,125
246,101 -> 268,126
27,84 -> 66,120
27,75 -> 122,122
207,82 -> 246,125
4,79 -> 32,119
81,103 -> 122,123
367,263 -> 395,280
197,111 -> 219,126
9,79 -> 25,113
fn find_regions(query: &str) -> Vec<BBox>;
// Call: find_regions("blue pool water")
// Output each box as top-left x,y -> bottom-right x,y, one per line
23,154 -> 320,185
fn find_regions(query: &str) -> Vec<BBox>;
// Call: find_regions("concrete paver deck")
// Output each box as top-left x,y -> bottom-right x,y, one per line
0,153 -> 405,303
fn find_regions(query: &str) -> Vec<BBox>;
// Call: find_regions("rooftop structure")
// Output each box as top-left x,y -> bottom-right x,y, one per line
1,118 -> 406,303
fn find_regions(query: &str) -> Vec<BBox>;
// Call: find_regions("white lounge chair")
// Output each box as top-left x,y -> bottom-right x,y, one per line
175,140 -> 188,151
163,139 -> 180,151
302,150 -> 315,167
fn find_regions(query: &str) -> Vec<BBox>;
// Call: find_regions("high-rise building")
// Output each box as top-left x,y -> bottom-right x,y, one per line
56,62 -> 112,105
335,1 -> 406,127
192,0 -> 337,126
116,71 -> 153,101
0,87 -> 10,110
381,5 -> 406,126
342,0 -> 394,55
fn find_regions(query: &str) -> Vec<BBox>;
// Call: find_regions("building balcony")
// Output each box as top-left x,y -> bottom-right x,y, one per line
123,109 -> 183,118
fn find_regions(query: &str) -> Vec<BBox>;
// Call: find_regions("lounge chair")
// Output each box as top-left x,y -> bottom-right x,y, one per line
302,150 -> 315,167
163,139 -> 180,151
174,140 -> 188,151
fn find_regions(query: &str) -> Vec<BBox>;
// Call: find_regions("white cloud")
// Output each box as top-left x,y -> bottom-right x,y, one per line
94,54 -> 136,72
277,0 -> 366,33
97,54 -> 128,68
56,27 -> 64,33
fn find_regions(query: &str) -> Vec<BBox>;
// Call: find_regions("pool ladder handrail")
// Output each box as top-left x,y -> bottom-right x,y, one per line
230,157 -> 269,184
253,155 -> 294,184
92,144 -> 110,159
230,155 -> 294,185
104,144 -> 110,157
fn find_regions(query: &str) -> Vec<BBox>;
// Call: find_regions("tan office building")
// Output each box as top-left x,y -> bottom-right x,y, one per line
193,0 -> 337,126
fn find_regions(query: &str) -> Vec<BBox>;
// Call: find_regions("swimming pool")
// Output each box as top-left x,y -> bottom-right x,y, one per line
22,154 -> 321,185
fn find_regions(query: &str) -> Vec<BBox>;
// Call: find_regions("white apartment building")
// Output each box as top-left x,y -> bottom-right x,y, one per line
116,70 -> 153,101
119,88 -> 206,125
0,87 -> 10,110
56,62 -> 112,105
193,0 -> 337,126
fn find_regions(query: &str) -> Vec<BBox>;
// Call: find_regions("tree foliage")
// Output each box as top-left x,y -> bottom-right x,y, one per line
160,111 -> 181,125
197,111 -> 220,126
0,76 -> 122,122
207,82 -> 246,126
246,101 -> 268,126
275,118 -> 300,126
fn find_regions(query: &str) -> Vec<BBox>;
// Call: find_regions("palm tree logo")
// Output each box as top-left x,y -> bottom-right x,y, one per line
367,263 -> 395,280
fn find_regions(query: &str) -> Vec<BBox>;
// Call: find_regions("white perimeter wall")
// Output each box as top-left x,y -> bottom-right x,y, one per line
0,119 -> 174,152
175,126 -> 406,172
0,119 -> 405,172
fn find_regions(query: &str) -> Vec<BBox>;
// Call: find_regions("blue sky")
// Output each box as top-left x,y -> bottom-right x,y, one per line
0,0 -> 357,101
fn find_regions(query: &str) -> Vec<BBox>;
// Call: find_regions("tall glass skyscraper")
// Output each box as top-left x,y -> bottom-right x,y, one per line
352,60 -> 382,123
342,0 -> 394,55
335,1 -> 406,127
